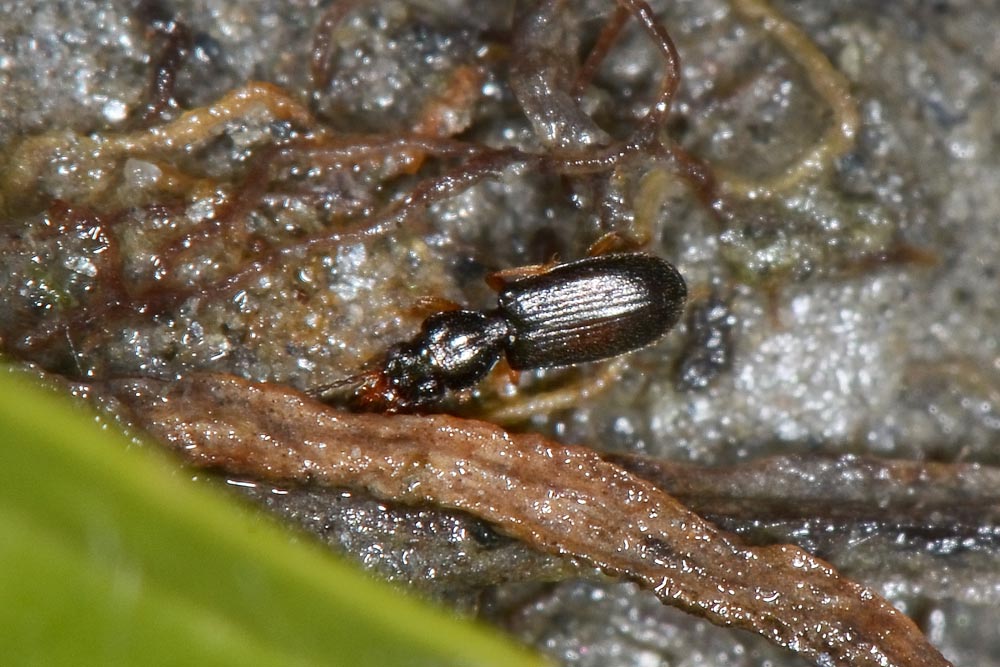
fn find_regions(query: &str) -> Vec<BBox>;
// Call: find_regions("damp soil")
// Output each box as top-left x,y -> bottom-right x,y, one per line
2,1 -> 998,665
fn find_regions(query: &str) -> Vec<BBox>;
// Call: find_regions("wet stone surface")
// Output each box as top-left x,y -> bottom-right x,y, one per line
2,0 -> 999,665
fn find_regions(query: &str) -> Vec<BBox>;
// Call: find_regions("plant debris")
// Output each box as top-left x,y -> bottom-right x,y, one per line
2,0 -> 997,663
103,372 -> 951,667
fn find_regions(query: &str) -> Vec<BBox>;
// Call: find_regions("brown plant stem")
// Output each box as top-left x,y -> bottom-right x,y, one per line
106,372 -> 952,667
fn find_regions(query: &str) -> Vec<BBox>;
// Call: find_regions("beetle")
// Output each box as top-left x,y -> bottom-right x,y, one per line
314,253 -> 687,412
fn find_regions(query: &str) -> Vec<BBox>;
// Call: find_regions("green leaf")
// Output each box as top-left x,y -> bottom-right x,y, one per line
0,370 -> 548,667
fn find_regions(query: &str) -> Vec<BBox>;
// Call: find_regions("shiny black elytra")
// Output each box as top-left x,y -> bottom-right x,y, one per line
498,253 -> 686,369
348,253 -> 687,412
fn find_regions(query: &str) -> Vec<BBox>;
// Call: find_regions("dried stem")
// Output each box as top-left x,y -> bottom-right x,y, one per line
106,372 -> 953,667
607,452 -> 1000,530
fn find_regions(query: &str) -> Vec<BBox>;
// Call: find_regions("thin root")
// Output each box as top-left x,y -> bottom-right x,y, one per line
1,82 -> 317,214
484,357 -> 629,424
720,0 -> 860,198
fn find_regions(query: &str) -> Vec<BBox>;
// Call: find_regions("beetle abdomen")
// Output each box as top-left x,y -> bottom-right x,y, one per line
496,253 -> 687,370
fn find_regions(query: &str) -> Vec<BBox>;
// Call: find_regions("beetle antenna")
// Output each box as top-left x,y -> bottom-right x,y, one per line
305,371 -> 369,399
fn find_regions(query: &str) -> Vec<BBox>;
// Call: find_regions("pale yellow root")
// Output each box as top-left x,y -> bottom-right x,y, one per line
1,82 -> 318,212
485,357 -> 630,424
721,0 -> 860,198
632,165 -> 676,244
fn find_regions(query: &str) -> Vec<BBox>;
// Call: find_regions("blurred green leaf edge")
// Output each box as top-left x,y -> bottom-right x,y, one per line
0,368 -> 548,667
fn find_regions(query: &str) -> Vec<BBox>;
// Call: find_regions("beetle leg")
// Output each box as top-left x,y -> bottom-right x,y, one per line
461,356 -> 522,405
348,368 -> 400,412
409,295 -> 463,317
685,281 -> 714,304
586,230 -> 643,256
485,260 -> 559,291
494,356 -> 521,388
306,369 -> 372,401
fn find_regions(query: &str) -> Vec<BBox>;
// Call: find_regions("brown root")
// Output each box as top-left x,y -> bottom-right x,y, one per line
105,372 -> 953,667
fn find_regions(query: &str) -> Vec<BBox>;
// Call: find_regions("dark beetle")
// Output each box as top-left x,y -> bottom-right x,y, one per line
499,253 -> 686,369
332,253 -> 686,412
